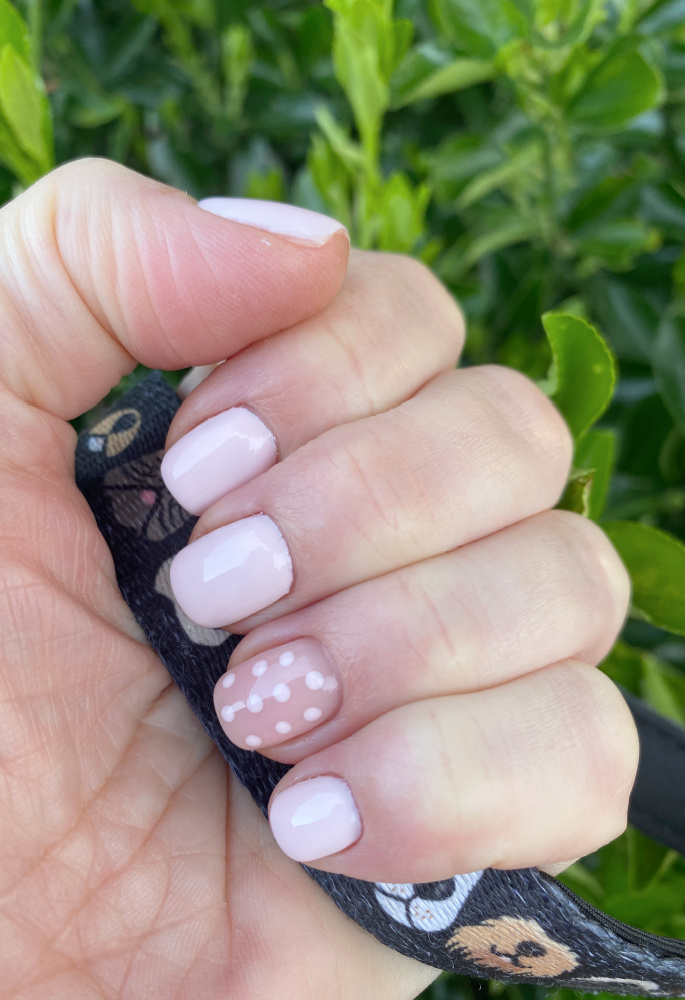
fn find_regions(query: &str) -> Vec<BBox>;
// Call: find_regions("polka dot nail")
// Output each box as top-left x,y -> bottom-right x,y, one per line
213,638 -> 342,750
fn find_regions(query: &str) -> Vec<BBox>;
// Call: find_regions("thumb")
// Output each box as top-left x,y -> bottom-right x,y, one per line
0,157 -> 349,420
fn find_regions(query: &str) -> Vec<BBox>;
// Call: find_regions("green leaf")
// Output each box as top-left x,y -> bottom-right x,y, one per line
641,651 -> 685,727
0,45 -> 48,171
566,175 -> 637,233
603,521 -> 685,635
314,105 -> 366,172
0,107 -> 38,185
305,135 -> 352,230
654,315 -> 685,435
455,138 -> 539,209
542,312 -> 617,440
588,275 -> 659,363
641,183 -> 685,239
438,214 -> 538,280
576,218 -> 661,274
423,134 -> 504,204
568,44 -> 664,130
639,0 -> 685,35
535,0 -> 606,49
325,0 -> 391,156
601,639 -> 644,695
558,468 -> 594,516
429,0 -> 529,58
575,427 -> 616,520
221,23 -> 253,121
0,0 -> 30,63
391,55 -> 495,107
376,171 -> 430,252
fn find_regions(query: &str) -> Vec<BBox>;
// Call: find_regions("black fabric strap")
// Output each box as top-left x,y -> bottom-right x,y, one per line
75,372 -> 685,997
624,688 -> 685,858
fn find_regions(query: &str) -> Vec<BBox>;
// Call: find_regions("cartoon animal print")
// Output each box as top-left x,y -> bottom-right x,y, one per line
374,873 -> 484,932
87,408 -> 142,458
104,451 -> 192,541
563,977 -> 664,994
155,557 -> 231,647
446,915 -> 579,976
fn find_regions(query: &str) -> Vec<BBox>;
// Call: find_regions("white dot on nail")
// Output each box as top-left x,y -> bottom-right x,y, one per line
303,707 -> 322,722
279,650 -> 295,666
221,705 -> 235,722
272,682 -> 291,703
245,735 -> 262,747
275,721 -> 292,734
251,660 -> 268,677
305,670 -> 324,691
222,672 -> 236,688
246,693 -> 264,713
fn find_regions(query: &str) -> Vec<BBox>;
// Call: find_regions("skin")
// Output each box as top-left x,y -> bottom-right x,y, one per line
0,158 -> 638,1000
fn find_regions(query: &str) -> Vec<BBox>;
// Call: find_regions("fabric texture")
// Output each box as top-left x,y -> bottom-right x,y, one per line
75,372 -> 685,997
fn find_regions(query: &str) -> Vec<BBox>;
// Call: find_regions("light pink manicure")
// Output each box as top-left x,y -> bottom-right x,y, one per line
198,197 -> 348,247
214,638 -> 341,750
269,776 -> 362,863
169,514 -> 292,627
161,407 -> 277,515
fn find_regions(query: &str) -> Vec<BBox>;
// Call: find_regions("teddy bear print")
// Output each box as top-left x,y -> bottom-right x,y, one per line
104,451 -> 192,541
446,915 -> 579,976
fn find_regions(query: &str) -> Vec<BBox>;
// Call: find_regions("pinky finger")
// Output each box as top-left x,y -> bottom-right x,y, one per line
266,661 -> 639,884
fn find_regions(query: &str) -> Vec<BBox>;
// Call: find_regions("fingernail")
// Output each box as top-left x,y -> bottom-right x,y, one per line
169,513 -> 292,627
537,858 -> 580,877
197,197 -> 348,247
269,776 -> 362,863
214,638 -> 342,750
161,407 -> 277,515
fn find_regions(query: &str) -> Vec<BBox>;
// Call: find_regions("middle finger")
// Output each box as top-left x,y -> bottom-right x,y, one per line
169,365 -> 572,630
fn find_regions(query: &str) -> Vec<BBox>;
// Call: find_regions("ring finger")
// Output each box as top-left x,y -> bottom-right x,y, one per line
212,509 -> 630,757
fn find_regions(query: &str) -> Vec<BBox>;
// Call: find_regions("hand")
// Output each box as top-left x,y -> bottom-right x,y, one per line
165,203 -> 637,886
0,158 -> 637,1000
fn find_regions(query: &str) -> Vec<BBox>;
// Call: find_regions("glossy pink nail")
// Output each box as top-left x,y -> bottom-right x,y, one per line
269,776 -> 362,863
161,407 -> 277,515
169,514 -> 292,627
198,197 -> 348,246
214,638 -> 341,750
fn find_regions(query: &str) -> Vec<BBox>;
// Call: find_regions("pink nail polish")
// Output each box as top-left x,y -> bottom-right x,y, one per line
169,514 -> 292,627
198,197 -> 348,247
161,407 -> 277,515
214,638 -> 341,750
269,776 -> 362,863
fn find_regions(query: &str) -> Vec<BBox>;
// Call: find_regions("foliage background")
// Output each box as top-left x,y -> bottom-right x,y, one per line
3,0 -> 685,997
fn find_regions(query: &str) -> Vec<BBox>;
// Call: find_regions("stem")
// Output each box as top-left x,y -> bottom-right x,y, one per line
27,0 -> 42,74
644,850 -> 680,894
541,126 -> 560,250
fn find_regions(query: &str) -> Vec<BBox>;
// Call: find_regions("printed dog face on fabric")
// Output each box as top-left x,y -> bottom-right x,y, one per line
374,874 -> 484,932
446,915 -> 579,976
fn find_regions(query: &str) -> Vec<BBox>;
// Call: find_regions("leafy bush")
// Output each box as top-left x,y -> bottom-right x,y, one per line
3,0 -> 685,996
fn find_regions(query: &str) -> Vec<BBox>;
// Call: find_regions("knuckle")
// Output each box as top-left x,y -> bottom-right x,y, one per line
558,662 -> 640,827
544,510 -> 631,641
350,250 -> 465,366
470,365 -> 574,487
